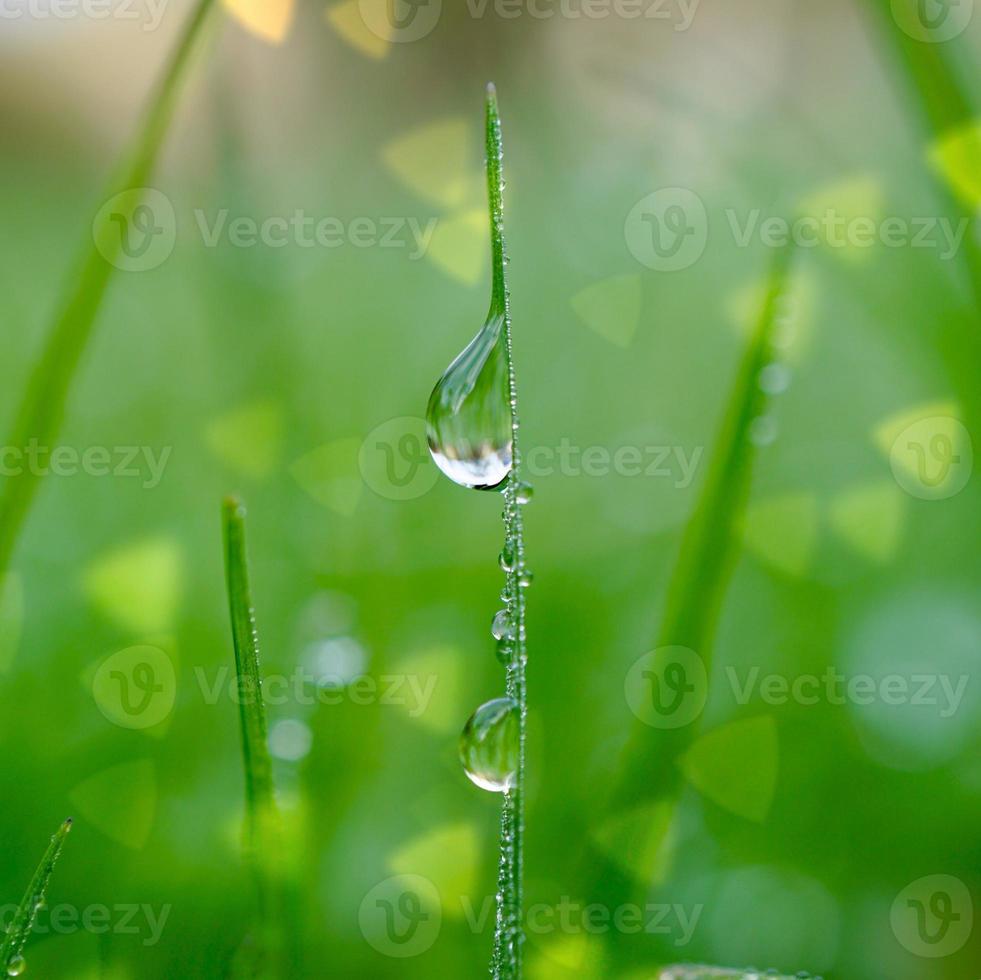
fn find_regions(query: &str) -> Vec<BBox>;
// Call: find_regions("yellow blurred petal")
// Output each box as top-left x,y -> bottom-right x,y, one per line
382,118 -> 478,209
872,399 -> 960,468
742,492 -> 820,577
326,0 -> 391,59
82,537 -> 183,635
290,439 -> 363,516
929,118 -> 981,210
797,173 -> 885,263
388,822 -> 480,917
69,759 -> 157,850
426,209 -> 488,285
222,0 -> 294,42
678,715 -> 778,823
828,480 -> 907,563
528,935 -> 606,980
391,645 -> 463,735
591,800 -> 675,884
204,399 -> 283,479
571,275 -> 642,349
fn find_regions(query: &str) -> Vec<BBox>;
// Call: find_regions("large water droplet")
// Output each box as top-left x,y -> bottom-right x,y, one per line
6,954 -> 26,977
491,609 -> 515,641
514,481 -> 534,505
427,312 -> 513,490
460,697 -> 519,793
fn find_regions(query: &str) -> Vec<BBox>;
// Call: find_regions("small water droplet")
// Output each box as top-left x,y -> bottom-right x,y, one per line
7,954 -> 26,977
499,544 -> 516,571
758,362 -> 791,395
491,609 -> 515,641
496,638 -> 513,665
459,697 -> 519,793
514,481 -> 534,504
518,569 -> 534,588
427,312 -> 513,490
749,414 -> 779,446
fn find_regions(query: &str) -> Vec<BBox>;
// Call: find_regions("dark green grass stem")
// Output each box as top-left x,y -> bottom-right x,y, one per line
0,819 -> 72,973
0,0 -> 218,585
222,497 -> 285,978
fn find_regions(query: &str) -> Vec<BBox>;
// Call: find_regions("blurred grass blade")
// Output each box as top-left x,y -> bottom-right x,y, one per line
588,242 -> 796,914
0,0 -> 218,583
862,0 -> 981,312
222,497 -> 285,978
0,819 -> 72,974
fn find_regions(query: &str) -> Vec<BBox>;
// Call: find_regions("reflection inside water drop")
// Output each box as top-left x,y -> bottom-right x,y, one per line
427,312 -> 513,490
460,697 -> 519,793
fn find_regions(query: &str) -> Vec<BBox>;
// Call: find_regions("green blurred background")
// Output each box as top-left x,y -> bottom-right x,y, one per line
1,0 -> 979,976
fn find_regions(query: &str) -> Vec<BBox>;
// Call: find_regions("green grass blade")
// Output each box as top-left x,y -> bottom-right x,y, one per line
221,497 -> 284,978
0,818 -> 72,974
0,0 -> 217,583
485,83 -> 529,980
659,968 -> 822,980
580,243 -> 797,929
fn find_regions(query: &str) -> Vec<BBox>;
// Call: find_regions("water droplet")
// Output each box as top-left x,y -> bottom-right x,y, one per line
7,955 -> 26,977
491,609 -> 515,641
499,544 -> 516,571
518,569 -> 534,588
749,414 -> 779,446
758,362 -> 791,395
515,481 -> 534,504
495,639 -> 513,665
460,697 -> 519,793
427,312 -> 513,490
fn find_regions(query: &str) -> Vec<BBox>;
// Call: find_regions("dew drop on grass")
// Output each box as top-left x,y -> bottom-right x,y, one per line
499,543 -> 516,572
6,955 -> 25,977
427,312 -> 513,490
491,609 -> 515,641
518,569 -> 534,588
460,697 -> 519,793
515,481 -> 534,504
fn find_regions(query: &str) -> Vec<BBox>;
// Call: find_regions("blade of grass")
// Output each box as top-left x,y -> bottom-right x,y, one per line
222,497 -> 285,979
0,818 -> 72,974
0,0 -> 218,585
580,242 -> 797,930
659,968 -> 822,979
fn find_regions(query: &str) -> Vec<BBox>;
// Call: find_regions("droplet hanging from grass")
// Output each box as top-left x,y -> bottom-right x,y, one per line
426,311 -> 513,490
460,697 -> 520,793
6,955 -> 25,977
